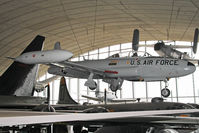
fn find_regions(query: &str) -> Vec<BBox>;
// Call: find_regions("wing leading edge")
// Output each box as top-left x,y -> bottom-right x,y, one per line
1,109 -> 199,126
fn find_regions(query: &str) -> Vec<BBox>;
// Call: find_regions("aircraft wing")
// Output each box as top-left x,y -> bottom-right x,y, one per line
1,109 -> 199,126
82,95 -> 102,102
52,61 -> 105,76
111,99 -> 137,103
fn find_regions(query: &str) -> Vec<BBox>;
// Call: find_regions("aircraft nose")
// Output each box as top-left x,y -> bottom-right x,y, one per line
185,62 -> 196,73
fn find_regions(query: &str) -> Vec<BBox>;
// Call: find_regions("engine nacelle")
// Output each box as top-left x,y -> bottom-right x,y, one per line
103,78 -> 123,92
154,42 -> 190,60
85,80 -> 97,90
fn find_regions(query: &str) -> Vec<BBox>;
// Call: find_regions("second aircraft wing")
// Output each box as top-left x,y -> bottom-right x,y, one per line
1,109 -> 199,127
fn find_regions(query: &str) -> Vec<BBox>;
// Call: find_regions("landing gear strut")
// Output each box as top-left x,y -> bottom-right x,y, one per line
161,80 -> 170,98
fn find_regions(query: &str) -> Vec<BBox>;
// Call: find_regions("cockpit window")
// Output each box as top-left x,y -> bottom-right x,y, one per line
109,60 -> 118,65
187,62 -> 194,66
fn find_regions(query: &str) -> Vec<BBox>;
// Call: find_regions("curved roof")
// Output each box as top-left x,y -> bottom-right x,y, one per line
0,0 -> 199,76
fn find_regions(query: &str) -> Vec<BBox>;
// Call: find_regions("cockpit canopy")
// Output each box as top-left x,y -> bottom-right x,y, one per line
107,51 -> 152,59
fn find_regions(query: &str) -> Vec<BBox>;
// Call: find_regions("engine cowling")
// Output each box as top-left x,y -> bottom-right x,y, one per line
85,80 -> 97,90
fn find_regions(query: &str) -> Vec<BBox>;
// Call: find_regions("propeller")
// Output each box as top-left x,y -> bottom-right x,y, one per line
193,28 -> 198,54
132,29 -> 139,52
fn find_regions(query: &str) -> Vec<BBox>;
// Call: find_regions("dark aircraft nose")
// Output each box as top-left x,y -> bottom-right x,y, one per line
187,62 -> 195,66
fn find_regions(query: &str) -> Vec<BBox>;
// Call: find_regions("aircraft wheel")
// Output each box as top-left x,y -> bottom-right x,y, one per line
161,88 -> 170,97
81,130 -> 88,133
110,85 -> 119,92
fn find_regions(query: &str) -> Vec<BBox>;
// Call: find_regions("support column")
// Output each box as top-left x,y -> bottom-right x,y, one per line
145,82 -> 148,102
132,82 -> 135,99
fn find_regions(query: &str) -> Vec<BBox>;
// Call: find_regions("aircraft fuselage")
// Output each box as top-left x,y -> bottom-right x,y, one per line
71,57 -> 195,81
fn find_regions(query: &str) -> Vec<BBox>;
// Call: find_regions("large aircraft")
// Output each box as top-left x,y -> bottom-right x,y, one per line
0,35 -> 61,109
2,76 -> 199,133
14,30 -> 197,98
0,35 -> 47,107
0,76 -> 198,133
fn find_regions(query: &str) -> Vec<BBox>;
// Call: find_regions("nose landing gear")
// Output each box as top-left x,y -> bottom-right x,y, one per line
161,80 -> 170,98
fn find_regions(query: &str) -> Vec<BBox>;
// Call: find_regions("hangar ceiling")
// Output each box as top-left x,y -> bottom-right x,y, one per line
0,0 -> 199,77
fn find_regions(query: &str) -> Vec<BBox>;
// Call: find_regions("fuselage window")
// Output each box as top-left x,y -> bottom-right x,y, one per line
108,62 -> 117,65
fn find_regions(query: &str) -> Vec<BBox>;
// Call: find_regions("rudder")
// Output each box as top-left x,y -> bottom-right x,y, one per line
58,77 -> 78,104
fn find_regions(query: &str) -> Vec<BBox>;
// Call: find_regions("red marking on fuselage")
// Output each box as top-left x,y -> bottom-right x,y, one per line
32,54 -> 36,57
104,70 -> 118,74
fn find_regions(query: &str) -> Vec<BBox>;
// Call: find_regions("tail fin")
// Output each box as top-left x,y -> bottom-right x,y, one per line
0,35 -> 45,96
58,77 -> 78,104
54,42 -> 61,50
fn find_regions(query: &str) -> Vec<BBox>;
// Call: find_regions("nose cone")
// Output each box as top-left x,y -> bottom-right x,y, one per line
185,62 -> 196,74
14,54 -> 25,63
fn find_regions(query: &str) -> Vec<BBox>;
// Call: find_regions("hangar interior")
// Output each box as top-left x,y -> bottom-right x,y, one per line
1,0 -> 199,105
1,0 -> 199,133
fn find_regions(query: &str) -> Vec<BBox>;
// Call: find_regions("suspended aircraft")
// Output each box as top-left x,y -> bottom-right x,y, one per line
153,28 -> 199,63
14,30 -> 197,97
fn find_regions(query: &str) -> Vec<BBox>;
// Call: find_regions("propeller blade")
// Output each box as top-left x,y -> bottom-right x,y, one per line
132,29 -> 139,51
193,28 -> 198,54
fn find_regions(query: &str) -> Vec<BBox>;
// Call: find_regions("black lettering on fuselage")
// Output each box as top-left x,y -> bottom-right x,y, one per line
137,60 -> 140,65
143,60 -> 153,65
160,60 -> 164,65
165,60 -> 169,65
130,60 -> 134,65
174,60 -> 178,65
130,59 -> 179,66
156,60 -> 160,65
155,59 -> 179,65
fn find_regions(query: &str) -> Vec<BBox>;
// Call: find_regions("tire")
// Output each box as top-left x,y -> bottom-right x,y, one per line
161,88 -> 170,97
81,130 -> 88,133
110,85 -> 119,92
